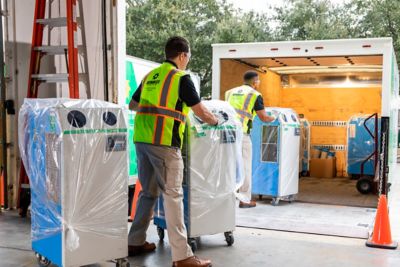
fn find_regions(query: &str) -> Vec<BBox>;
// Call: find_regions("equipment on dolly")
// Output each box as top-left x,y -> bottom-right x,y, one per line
18,99 -> 129,267
251,108 -> 300,206
153,100 -> 243,252
347,113 -> 380,194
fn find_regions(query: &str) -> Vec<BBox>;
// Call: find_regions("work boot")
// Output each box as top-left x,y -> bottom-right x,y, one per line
128,241 -> 156,256
239,200 -> 256,208
172,256 -> 212,267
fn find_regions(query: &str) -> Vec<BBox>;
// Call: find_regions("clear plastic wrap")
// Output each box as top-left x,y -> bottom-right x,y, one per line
18,98 -> 128,266
346,114 -> 380,177
187,100 -> 243,236
299,118 -> 311,174
251,108 -> 300,203
154,100 -> 243,238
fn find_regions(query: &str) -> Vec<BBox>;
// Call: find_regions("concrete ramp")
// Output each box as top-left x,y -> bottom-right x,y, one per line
236,202 -> 376,238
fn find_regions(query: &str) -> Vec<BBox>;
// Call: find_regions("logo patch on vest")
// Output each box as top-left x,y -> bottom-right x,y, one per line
146,73 -> 161,86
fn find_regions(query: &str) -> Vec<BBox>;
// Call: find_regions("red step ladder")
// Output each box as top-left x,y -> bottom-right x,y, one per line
17,0 -> 89,217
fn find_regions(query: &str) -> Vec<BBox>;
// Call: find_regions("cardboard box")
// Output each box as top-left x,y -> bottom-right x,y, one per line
310,148 -> 321,159
310,158 -> 336,178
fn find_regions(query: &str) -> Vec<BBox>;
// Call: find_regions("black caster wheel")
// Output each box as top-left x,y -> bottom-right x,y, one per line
157,226 -> 165,241
288,195 -> 295,204
224,232 -> 234,246
271,198 -> 279,206
35,253 -> 51,267
357,177 -> 373,194
189,238 -> 197,252
301,171 -> 308,177
258,195 -> 263,201
116,258 -> 130,267
19,188 -> 31,218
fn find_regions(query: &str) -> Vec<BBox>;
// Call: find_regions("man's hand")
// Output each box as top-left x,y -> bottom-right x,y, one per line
256,109 -> 275,123
191,102 -> 218,126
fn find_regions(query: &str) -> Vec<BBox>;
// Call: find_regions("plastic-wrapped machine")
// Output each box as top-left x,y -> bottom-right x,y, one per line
154,100 -> 243,251
251,107 -> 300,206
125,110 -> 138,185
346,114 -> 380,194
299,118 -> 311,176
18,99 -> 129,267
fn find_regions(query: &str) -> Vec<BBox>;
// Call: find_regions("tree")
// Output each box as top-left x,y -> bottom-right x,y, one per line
126,0 -> 271,97
273,0 -> 353,41
346,0 -> 400,65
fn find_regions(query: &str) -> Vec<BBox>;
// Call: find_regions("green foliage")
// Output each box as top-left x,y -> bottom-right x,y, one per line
273,0 -> 353,40
126,0 -> 271,97
126,0 -> 400,97
346,0 -> 400,65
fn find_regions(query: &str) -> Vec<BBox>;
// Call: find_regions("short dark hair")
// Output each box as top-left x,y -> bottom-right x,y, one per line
243,70 -> 259,83
165,36 -> 190,59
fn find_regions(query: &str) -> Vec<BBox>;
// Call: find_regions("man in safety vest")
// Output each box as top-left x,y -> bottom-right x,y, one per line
128,36 -> 217,267
225,71 -> 275,208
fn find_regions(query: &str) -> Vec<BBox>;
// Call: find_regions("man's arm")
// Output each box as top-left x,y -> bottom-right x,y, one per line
256,109 -> 275,122
129,83 -> 142,111
254,95 -> 275,122
191,102 -> 218,126
129,99 -> 139,111
179,75 -> 218,125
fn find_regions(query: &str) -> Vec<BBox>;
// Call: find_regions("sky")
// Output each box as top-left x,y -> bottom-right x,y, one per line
226,0 -> 350,13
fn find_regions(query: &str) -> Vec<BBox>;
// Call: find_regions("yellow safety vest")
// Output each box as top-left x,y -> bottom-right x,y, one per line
226,85 -> 260,133
134,62 -> 189,148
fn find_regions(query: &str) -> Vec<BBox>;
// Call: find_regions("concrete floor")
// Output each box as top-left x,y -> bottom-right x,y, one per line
1,210 -> 400,267
236,201 -> 376,238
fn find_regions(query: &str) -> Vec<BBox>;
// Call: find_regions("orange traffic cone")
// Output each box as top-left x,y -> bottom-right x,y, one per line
129,180 -> 142,221
366,194 -> 397,249
0,169 -> 4,207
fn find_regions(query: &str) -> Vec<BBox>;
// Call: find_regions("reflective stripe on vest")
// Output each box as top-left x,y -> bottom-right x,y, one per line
242,93 -> 254,112
137,106 -> 186,123
234,108 -> 253,120
159,69 -> 178,106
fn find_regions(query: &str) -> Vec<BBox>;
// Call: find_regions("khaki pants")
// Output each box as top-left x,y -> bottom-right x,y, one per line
237,134 -> 252,203
128,143 -> 193,262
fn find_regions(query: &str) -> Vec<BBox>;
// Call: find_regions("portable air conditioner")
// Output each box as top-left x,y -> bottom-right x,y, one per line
19,99 -> 129,267
153,100 -> 243,251
251,107 -> 300,206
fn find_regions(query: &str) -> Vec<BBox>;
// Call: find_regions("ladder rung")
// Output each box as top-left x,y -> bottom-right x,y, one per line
31,74 -> 87,83
37,17 -> 67,27
34,46 -> 84,55
34,46 -> 68,55
36,17 -> 81,27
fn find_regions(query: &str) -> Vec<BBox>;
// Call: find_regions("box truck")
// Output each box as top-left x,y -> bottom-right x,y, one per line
212,38 -> 400,239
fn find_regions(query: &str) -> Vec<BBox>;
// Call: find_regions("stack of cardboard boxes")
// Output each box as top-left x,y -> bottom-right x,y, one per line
309,148 -> 337,178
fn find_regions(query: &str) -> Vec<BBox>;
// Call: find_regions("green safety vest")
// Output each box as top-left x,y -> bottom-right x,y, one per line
225,85 -> 260,133
134,62 -> 189,148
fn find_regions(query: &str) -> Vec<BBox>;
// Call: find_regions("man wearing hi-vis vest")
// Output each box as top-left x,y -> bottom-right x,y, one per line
128,36 -> 217,267
226,71 -> 275,208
